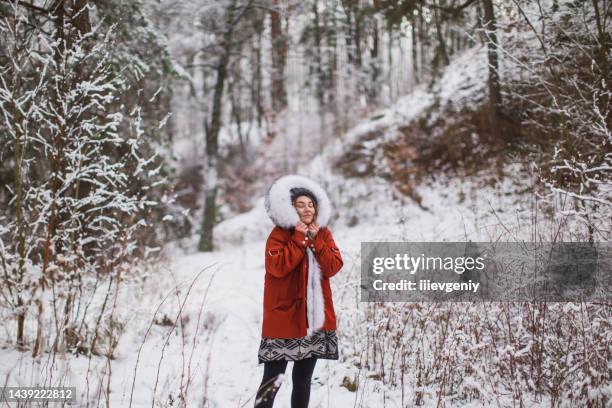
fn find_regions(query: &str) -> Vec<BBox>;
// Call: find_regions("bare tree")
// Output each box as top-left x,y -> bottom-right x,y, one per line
197,0 -> 255,251
482,0 -> 502,129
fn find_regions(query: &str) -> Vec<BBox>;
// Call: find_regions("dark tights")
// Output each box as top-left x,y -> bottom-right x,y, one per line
254,357 -> 317,408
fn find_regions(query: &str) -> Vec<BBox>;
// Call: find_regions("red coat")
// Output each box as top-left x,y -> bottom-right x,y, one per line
262,226 -> 343,338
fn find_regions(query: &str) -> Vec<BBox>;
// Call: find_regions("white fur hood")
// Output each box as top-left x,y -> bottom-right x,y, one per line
264,175 -> 333,229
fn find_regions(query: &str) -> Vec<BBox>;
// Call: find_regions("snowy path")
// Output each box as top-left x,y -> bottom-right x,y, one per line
168,240 -> 265,407
166,231 -> 370,408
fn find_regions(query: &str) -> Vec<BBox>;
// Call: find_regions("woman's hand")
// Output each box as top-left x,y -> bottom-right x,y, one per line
308,222 -> 320,238
296,221 -> 309,235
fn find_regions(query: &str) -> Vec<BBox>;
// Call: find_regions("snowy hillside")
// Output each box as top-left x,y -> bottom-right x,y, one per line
213,45 -> 536,249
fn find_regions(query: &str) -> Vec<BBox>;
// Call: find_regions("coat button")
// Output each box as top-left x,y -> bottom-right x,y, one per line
302,241 -> 305,244
305,236 -> 309,240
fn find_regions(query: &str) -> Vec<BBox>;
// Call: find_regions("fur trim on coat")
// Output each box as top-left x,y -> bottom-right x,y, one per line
306,246 -> 326,334
264,174 -> 332,229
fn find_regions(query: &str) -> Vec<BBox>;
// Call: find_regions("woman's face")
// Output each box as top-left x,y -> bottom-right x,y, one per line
293,195 -> 316,225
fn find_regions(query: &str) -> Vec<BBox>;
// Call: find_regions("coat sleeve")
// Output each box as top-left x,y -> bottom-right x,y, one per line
311,228 -> 344,278
265,228 -> 309,278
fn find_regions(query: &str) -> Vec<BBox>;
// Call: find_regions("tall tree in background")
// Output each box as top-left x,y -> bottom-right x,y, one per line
341,0 -> 363,67
313,0 -> 324,105
481,0 -> 502,130
198,0 -> 254,251
251,9 -> 266,129
270,0 -> 288,112
432,0 -> 450,68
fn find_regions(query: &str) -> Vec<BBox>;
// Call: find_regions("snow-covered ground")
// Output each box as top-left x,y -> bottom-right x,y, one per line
1,157 -> 539,407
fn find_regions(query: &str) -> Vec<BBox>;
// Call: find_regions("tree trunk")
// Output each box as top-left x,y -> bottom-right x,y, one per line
418,3 -> 426,79
16,297 -> 25,348
433,0 -> 450,68
353,10 -> 362,68
32,298 -> 44,357
411,14 -> 419,84
313,0 -> 324,106
313,0 -> 327,149
343,3 -> 354,65
270,0 -> 287,112
482,0 -> 502,128
591,0 -> 610,127
252,13 -> 264,130
326,0 -> 339,133
387,25 -> 394,99
368,15 -> 380,103
13,92 -> 27,349
198,3 -> 235,252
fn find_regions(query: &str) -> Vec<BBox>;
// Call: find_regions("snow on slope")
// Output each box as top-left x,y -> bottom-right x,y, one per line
213,45 -> 525,249
340,45 -> 487,148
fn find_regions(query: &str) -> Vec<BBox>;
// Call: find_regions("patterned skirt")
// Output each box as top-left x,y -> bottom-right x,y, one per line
258,330 -> 339,364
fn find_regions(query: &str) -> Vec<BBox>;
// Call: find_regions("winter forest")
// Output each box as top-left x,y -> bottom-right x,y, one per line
0,0 -> 610,406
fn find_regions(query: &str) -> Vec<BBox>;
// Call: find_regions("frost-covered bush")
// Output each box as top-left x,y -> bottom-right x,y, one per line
0,4 -> 170,354
337,271 -> 611,407
501,0 -> 611,242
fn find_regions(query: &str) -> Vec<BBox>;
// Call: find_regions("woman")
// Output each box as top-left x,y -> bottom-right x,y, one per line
255,175 -> 344,408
